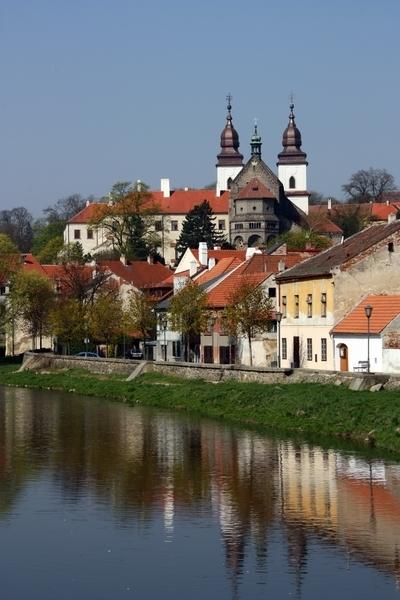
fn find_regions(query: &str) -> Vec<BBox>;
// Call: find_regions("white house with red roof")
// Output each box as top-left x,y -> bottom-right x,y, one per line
331,295 -> 400,373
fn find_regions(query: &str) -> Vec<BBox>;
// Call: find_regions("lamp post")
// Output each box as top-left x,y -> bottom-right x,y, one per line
276,311 -> 282,368
364,304 -> 373,373
159,314 -> 168,361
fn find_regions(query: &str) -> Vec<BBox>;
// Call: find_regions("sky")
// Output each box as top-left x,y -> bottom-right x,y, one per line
1,0 -> 399,216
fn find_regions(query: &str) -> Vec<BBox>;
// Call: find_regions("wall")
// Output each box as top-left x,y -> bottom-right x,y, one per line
332,334 -> 382,372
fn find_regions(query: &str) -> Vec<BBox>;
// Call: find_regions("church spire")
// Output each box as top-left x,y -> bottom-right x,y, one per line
277,102 -> 307,165
216,95 -> 244,167
250,120 -> 262,158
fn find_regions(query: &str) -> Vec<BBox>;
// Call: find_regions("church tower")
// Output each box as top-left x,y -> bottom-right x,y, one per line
277,104 -> 309,214
216,95 -> 244,197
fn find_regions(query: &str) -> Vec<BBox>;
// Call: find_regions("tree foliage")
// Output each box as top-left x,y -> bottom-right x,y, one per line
9,270 -> 55,349
89,288 -> 124,356
169,281 -> 208,361
37,235 -> 64,264
126,290 -> 157,351
225,279 -> 272,366
175,200 -> 226,257
342,168 -> 396,203
91,181 -> 160,261
50,298 -> 86,354
277,228 -> 331,251
0,207 -> 33,251
328,204 -> 370,238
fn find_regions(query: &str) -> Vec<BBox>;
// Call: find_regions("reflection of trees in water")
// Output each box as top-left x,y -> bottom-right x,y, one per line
2,389 -> 400,591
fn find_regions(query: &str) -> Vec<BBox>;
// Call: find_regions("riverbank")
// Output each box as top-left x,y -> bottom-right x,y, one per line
1,362 -> 400,455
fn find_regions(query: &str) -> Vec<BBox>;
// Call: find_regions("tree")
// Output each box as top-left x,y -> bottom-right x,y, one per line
169,281 -> 208,361
43,193 -> 88,224
225,278 -> 272,366
90,181 -> 160,260
50,298 -> 86,354
277,229 -> 331,251
9,271 -> 55,349
89,288 -> 124,357
329,204 -> 370,238
125,290 -> 157,357
175,200 -> 226,257
37,236 -> 64,264
342,168 -> 396,203
0,207 -> 33,251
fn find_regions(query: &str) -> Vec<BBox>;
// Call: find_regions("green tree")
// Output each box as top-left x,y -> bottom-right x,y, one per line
329,204 -> 370,238
50,298 -> 86,354
175,200 -> 226,257
169,281 -> 208,361
277,228 -> 331,251
9,271 -> 55,349
126,290 -> 156,358
225,279 -> 272,366
37,235 -> 64,264
91,181 -> 160,260
89,288 -> 124,357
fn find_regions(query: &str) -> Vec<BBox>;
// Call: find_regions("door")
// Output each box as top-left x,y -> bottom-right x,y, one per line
339,344 -> 348,371
293,336 -> 300,368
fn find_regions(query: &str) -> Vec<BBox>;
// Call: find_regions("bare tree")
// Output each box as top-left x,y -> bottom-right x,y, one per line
342,168 -> 396,203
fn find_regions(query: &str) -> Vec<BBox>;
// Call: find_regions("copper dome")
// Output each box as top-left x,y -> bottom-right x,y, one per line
277,104 -> 307,165
216,99 -> 243,167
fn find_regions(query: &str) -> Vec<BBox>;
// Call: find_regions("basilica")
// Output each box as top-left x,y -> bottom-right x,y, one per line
64,99 -> 311,265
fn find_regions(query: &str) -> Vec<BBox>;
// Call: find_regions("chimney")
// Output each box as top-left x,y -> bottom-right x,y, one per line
278,259 -> 285,272
184,186 -> 189,191
327,198 -> 332,210
120,254 -> 127,266
161,178 -> 170,198
86,199 -> 90,207
198,242 -> 208,266
208,257 -> 216,270
388,213 -> 396,224
136,179 -> 142,191
189,260 -> 197,277
386,199 -> 390,205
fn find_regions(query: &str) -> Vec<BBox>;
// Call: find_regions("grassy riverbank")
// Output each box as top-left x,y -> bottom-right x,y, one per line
1,363 -> 400,454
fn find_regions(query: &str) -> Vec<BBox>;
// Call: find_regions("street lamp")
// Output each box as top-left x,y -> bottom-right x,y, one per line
364,304 -> 373,373
159,314 -> 168,361
276,311 -> 282,368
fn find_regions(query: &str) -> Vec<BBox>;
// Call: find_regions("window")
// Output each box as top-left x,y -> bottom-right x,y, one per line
307,293 -> 312,318
171,220 -> 178,232
321,292 -> 327,317
282,338 -> 287,360
282,296 -> 287,318
234,223 -> 244,230
155,221 -> 162,232
307,338 -> 313,361
294,295 -> 299,318
218,220 -> 226,230
87,229 -> 93,240
268,287 -> 276,298
321,338 -> 327,361
249,222 -> 261,229
172,341 -> 181,357
74,229 -> 81,240
0,286 -> 6,295
388,241 -> 394,252
289,176 -> 296,189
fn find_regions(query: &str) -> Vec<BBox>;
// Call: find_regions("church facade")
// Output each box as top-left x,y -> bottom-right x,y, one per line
64,100 -> 310,265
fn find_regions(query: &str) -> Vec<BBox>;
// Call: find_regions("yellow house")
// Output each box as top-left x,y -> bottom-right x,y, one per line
276,220 -> 400,371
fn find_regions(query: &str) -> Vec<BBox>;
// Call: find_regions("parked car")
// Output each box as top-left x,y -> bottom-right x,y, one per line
125,349 -> 143,359
74,351 -> 100,358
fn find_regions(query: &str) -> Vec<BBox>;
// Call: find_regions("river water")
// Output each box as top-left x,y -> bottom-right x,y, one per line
0,386 -> 400,599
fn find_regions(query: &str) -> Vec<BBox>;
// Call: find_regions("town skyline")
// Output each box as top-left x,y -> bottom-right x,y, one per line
1,0 -> 399,213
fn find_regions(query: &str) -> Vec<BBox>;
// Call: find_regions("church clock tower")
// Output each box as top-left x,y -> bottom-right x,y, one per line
216,96 -> 244,196
277,104 -> 309,214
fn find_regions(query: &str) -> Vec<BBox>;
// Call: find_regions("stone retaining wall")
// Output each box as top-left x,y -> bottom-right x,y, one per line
21,352 -> 400,390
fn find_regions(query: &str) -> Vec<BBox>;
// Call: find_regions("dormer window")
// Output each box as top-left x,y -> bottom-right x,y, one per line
388,241 -> 394,252
289,176 -> 296,189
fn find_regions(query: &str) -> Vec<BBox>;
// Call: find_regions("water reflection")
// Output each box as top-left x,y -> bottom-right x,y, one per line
1,386 -> 400,598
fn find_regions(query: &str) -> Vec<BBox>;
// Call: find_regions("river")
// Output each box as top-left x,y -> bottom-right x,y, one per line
0,386 -> 399,599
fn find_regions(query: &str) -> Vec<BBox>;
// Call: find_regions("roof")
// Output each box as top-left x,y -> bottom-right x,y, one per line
98,260 -> 171,289
276,221 -> 400,281
332,295 -> 400,334
68,189 -> 229,223
308,207 -> 343,234
310,202 -> 397,223
207,266 -> 271,308
191,248 -> 247,261
194,256 -> 243,286
237,178 -> 275,199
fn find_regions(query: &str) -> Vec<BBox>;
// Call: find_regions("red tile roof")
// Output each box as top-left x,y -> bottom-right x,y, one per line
332,295 -> 400,334
68,189 -> 229,223
194,256 -> 243,286
98,260 -> 172,289
237,178 -> 275,199
207,268 -> 270,308
191,248 -> 247,261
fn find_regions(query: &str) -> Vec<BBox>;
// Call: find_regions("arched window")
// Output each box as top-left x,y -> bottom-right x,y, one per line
289,176 -> 296,189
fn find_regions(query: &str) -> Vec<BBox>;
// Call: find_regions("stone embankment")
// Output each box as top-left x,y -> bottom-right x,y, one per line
20,352 -> 400,390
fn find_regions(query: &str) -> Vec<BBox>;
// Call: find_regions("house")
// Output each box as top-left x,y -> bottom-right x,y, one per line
276,220 -> 400,370
331,295 -> 400,373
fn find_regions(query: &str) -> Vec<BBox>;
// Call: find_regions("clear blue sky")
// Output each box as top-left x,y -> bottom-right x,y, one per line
1,0 -> 399,215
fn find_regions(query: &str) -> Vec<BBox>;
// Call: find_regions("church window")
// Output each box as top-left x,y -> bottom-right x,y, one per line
234,223 -> 244,230
289,176 -> 296,189
253,206 -> 257,211
227,178 -> 233,189
249,222 -> 261,229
